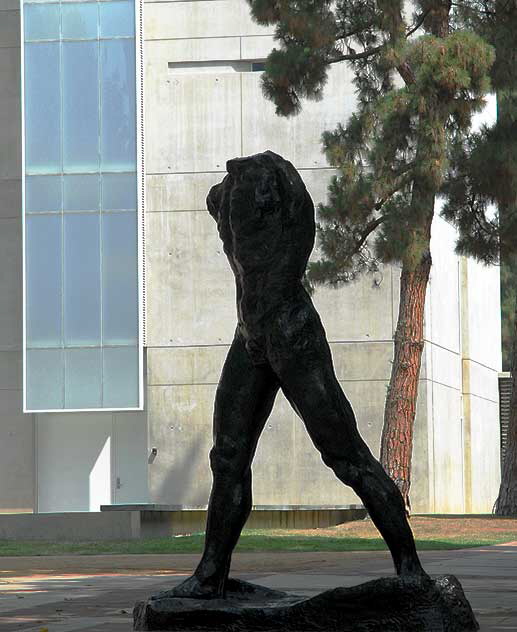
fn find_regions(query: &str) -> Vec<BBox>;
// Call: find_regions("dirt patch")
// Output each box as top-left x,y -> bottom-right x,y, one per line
258,516 -> 517,544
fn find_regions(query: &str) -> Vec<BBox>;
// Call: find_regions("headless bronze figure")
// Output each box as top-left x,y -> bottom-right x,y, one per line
156,151 -> 426,599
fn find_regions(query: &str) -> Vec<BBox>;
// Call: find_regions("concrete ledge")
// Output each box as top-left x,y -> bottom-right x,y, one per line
0,511 -> 141,541
0,505 -> 366,541
101,504 -> 367,536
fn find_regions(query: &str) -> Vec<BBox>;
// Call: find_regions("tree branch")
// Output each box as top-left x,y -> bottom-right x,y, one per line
337,22 -> 376,41
450,1 -> 495,16
374,171 -> 414,211
406,10 -> 431,37
353,215 -> 386,252
329,44 -> 383,64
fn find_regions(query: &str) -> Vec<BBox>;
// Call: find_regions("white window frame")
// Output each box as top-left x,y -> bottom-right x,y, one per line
20,0 -> 145,413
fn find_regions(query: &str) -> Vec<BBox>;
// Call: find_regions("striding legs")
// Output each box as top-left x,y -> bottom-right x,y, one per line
154,301 -> 426,601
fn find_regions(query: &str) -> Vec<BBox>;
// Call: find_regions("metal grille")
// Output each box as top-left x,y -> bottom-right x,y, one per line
499,374 -> 513,465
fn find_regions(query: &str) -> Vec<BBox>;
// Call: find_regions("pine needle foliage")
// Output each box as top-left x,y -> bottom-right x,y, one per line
246,0 -> 494,285
442,0 -> 517,370
443,0 -> 517,262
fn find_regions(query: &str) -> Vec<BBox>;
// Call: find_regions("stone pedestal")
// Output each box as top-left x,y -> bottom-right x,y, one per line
133,576 -> 479,631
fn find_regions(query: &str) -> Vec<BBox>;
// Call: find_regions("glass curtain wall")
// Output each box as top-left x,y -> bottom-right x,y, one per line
22,0 -> 141,411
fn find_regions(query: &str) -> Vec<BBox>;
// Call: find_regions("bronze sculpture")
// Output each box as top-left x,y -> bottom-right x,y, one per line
157,150 -> 425,598
135,151 -> 478,631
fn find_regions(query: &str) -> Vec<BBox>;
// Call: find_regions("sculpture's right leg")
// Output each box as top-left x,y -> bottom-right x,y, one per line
152,333 -> 279,600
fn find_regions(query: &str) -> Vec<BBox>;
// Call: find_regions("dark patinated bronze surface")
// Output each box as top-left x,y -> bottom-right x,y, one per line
134,575 -> 478,631
134,151 -> 477,631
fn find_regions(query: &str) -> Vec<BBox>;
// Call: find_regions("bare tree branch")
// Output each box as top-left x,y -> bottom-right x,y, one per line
407,10 -> 432,37
329,44 -> 383,64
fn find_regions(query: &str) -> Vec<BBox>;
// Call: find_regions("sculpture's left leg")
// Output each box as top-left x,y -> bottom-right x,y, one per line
270,327 -> 426,578
152,333 -> 279,600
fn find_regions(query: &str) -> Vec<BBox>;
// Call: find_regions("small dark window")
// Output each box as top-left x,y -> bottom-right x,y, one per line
251,62 -> 266,72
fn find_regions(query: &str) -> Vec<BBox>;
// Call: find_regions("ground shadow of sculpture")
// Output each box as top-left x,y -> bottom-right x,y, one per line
134,151 -> 478,631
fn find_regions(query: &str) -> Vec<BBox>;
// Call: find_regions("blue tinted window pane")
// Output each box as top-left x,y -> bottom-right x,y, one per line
101,39 -> 136,171
63,41 -> 99,172
25,42 -> 61,173
102,212 -> 138,345
62,3 -> 98,39
26,349 -> 64,410
26,175 -> 62,212
102,173 -> 137,210
26,215 -> 62,347
100,1 -> 134,37
65,348 -> 102,408
64,213 -> 101,346
103,346 -> 138,408
24,4 -> 60,41
64,174 -> 100,211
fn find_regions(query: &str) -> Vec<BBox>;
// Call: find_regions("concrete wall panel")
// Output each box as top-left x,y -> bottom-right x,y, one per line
146,37 -> 241,67
0,47 -> 21,180
330,342 -> 393,382
253,392 -> 308,506
428,343 -> 461,391
148,345 -> 229,386
427,215 -> 461,354
390,264 -> 401,338
312,269 -> 395,343
145,1 -> 271,41
0,219 -> 22,349
0,7 -> 27,514
0,350 -> 21,390
469,395 -> 500,513
241,35 -> 275,60
463,359 -> 499,404
300,168 -> 336,207
0,390 -> 34,512
147,172 -> 224,213
0,0 -> 19,10
146,211 -> 236,347
147,384 -> 215,506
0,511 -> 140,540
430,382 -> 464,513
145,72 -> 242,174
241,64 -> 356,169
0,9 -> 18,48
0,178 -> 21,220
410,382 -> 431,514
466,258 -> 502,371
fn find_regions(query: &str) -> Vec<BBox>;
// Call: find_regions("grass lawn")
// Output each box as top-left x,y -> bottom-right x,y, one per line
0,516 -> 516,557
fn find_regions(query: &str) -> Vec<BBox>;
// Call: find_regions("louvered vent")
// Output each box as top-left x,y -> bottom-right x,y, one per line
499,374 -> 512,466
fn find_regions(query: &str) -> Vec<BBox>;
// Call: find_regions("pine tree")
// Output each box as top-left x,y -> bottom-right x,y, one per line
442,0 -> 517,515
246,0 -> 494,511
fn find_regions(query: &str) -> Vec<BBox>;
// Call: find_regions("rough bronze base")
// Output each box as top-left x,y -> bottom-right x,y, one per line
133,576 -> 479,631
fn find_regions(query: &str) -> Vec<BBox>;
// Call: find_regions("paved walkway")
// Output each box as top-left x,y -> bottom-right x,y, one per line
0,545 -> 516,631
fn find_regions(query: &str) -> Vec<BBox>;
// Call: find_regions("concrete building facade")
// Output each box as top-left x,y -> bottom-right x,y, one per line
0,0 -> 502,519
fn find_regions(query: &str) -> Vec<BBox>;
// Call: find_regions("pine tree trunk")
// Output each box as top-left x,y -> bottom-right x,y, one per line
495,296 -> 517,515
378,2 -> 450,514
380,252 -> 432,513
